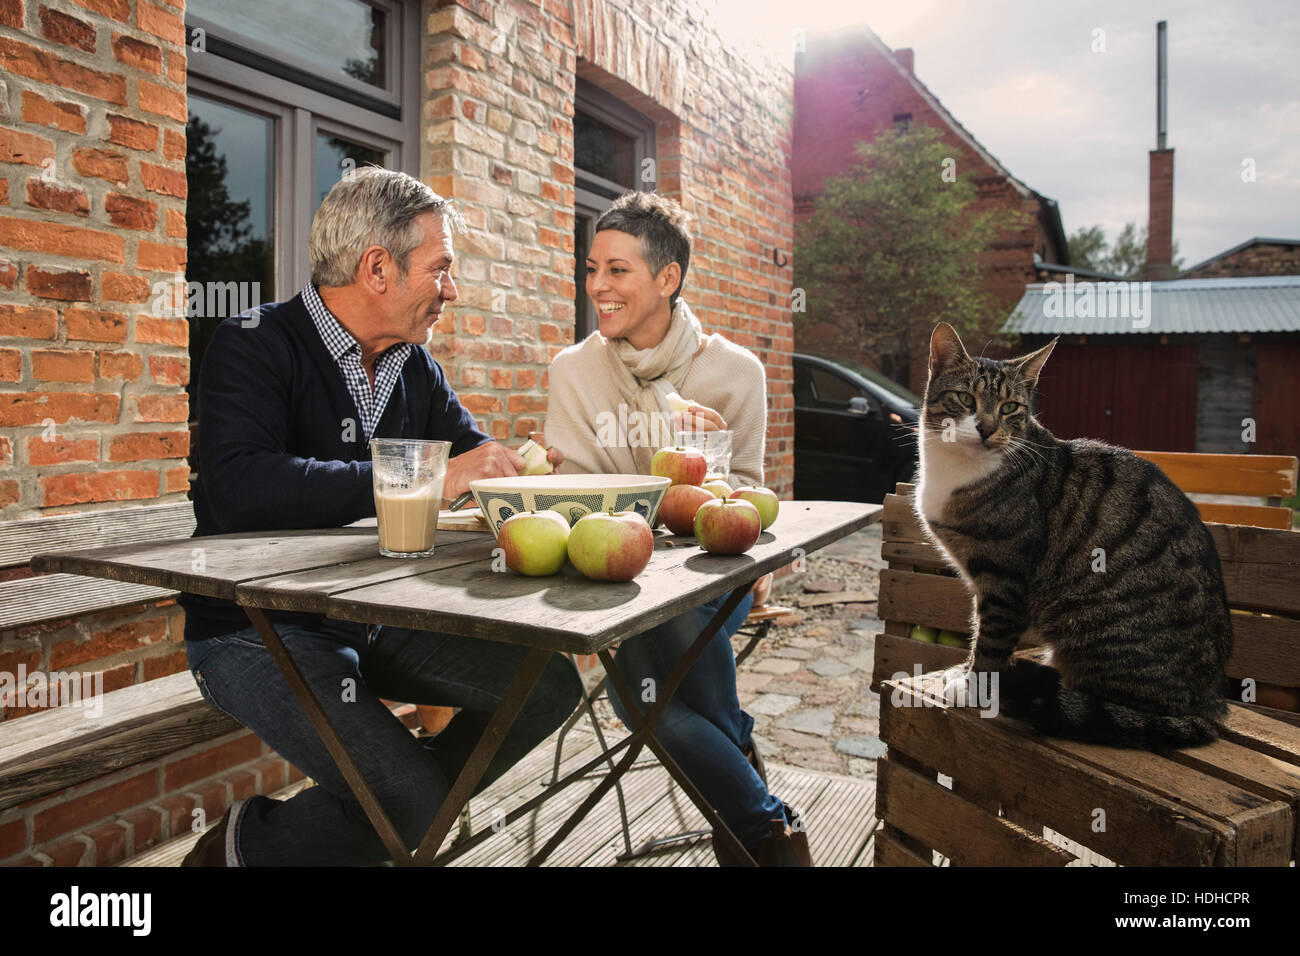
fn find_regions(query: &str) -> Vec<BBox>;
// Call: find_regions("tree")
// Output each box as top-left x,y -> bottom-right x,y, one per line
1067,221 -> 1184,278
794,125 -> 1028,380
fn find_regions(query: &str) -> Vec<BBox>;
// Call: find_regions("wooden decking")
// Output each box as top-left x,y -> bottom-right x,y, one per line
125,724 -> 879,866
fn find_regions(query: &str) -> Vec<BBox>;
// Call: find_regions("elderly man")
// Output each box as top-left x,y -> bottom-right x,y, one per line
179,168 -> 582,866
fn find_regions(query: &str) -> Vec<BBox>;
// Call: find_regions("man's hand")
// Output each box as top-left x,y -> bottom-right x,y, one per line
674,402 -> 727,433
528,431 -> 564,469
443,441 -> 524,501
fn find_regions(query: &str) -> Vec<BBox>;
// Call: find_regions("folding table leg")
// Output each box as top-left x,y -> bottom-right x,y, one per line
409,646 -> 553,864
242,605 -> 412,866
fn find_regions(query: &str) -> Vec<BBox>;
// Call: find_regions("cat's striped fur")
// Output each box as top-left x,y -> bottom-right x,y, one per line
914,322 -> 1232,749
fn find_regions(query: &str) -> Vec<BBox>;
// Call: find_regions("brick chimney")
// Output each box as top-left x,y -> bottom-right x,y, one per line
1146,21 -> 1175,279
894,47 -> 914,74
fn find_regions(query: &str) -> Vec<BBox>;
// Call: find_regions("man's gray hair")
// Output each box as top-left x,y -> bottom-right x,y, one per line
309,167 -> 465,287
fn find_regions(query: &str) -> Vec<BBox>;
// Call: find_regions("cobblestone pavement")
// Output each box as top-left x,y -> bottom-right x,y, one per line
732,522 -> 887,783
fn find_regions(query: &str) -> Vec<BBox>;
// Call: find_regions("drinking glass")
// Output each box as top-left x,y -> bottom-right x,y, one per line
370,439 -> 451,558
674,429 -> 733,482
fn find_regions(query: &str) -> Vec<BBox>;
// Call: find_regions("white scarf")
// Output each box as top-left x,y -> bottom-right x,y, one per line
604,299 -> 703,474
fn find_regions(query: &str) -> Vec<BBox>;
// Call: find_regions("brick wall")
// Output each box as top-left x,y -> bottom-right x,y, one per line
423,0 -> 796,494
792,29 -> 1056,390
1183,241 -> 1300,279
0,0 -> 191,520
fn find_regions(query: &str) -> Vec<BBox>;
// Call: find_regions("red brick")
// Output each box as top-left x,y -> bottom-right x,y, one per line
107,428 -> 187,461
161,128 -> 184,162
0,216 -> 125,262
251,757 -> 286,794
110,32 -> 161,74
136,240 -> 185,273
102,271 -> 150,303
163,464 -> 188,492
39,6 -> 96,53
165,735 -> 264,791
135,314 -> 187,346
40,469 -> 158,507
137,77 -> 185,122
167,49 -> 185,83
0,128 -> 55,167
0,818 -> 26,859
65,308 -> 127,342
0,480 -> 18,509
0,434 -> 12,466
0,349 -> 20,382
185,780 -> 230,823
24,363 -> 97,405
155,794 -> 195,840
0,261 -> 16,291
71,147 -> 128,184
507,394 -> 546,414
122,806 -> 164,854
0,303 -> 57,339
141,648 -> 186,679
139,161 -> 186,198
0,0 -> 21,30
0,36 -> 127,104
85,821 -> 130,865
27,435 -> 98,465
136,0 -> 184,45
98,349 -> 142,380
20,90 -> 86,134
132,393 -> 187,422
287,763 -> 306,785
68,0 -> 129,21
104,192 -> 158,231
0,392 -> 118,427
165,207 -> 184,237
26,265 -> 91,300
32,770 -> 157,843
39,835 -> 92,866
105,113 -> 159,152
225,769 -> 257,803
147,353 -> 188,386
50,617 -> 166,669
25,179 -> 91,217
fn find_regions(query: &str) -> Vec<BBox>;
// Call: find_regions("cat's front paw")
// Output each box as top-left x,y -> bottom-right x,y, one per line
940,665 -> 975,706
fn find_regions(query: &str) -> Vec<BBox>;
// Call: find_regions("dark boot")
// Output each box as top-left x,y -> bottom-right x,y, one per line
712,805 -> 812,867
181,807 -> 233,867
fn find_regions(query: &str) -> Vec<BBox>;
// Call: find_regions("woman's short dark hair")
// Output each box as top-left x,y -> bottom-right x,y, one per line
594,192 -> 691,307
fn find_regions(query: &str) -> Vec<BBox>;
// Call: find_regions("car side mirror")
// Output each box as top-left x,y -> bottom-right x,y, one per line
848,397 -> 871,415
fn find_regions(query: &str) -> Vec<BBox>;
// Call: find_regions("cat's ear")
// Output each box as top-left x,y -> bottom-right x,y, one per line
929,323 -> 969,373
1012,337 -> 1058,388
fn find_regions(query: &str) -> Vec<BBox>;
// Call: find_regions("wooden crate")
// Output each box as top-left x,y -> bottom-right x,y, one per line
872,482 -> 1300,867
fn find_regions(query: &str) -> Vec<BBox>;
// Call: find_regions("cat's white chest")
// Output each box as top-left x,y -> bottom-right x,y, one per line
916,431 -> 1003,525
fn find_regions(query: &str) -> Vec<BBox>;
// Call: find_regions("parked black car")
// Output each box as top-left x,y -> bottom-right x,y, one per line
793,353 -> 921,503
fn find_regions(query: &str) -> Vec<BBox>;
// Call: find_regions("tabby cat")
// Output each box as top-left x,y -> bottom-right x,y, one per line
914,322 -> 1232,749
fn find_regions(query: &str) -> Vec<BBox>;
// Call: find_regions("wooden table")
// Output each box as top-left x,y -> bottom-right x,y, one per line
34,499 -> 880,866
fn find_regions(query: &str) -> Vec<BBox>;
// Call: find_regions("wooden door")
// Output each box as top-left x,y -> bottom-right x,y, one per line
1253,342 -> 1300,457
1034,343 -> 1116,442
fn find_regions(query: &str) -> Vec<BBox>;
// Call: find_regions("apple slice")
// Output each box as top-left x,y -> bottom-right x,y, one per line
665,391 -> 691,415
518,438 -> 552,476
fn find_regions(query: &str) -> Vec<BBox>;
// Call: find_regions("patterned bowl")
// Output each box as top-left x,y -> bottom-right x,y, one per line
468,474 -> 672,538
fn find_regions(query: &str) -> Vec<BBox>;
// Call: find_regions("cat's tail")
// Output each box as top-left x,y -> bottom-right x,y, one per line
1001,661 -> 1225,749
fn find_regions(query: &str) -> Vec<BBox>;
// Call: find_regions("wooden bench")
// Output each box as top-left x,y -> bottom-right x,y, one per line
0,501 -> 196,632
1133,451 -> 1297,530
871,482 -> 1300,866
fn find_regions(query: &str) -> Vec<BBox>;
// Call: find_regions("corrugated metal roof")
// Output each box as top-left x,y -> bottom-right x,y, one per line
1002,275 -> 1300,335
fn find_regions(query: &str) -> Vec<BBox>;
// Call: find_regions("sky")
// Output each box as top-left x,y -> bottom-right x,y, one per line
714,0 -> 1300,268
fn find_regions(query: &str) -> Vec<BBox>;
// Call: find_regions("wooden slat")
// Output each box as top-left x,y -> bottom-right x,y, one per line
1197,503 -> 1293,530
1209,523 -> 1300,616
1221,706 -> 1300,767
880,675 -> 1244,866
870,631 -> 965,692
873,825 -> 932,866
326,501 -> 881,655
1135,451 -> 1299,499
877,568 -> 973,633
882,540 -> 951,572
0,573 -> 177,630
882,493 -> 925,543
878,755 -> 1074,866
0,672 -> 241,810
1226,612 -> 1300,688
0,501 -> 195,569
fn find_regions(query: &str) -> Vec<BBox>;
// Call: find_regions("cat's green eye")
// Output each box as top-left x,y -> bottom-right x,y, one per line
946,391 -> 975,410
1000,401 -> 1021,415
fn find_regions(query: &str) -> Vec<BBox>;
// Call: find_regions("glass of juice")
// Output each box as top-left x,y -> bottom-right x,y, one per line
370,439 -> 451,558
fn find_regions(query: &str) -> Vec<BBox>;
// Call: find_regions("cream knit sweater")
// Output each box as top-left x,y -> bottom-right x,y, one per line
545,325 -> 768,488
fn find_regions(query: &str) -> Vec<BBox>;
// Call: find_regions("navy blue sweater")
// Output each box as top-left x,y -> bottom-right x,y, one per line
181,292 -> 490,640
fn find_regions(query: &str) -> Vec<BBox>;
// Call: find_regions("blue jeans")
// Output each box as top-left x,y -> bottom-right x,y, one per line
186,618 -> 582,866
604,591 -> 787,850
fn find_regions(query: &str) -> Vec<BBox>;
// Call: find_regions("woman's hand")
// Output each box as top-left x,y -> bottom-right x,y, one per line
530,431 -> 564,468
674,402 -> 727,434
